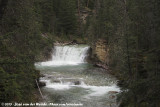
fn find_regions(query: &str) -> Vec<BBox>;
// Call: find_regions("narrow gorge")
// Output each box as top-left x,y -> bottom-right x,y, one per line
0,0 -> 159,107
35,44 -> 120,107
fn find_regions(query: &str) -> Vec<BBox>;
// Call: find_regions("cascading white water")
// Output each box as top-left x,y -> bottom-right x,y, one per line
36,44 -> 120,107
40,45 -> 89,66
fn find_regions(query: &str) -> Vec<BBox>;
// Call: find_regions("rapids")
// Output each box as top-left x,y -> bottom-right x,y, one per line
35,45 -> 120,107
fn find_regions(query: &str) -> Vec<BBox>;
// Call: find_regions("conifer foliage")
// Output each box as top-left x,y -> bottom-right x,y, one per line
84,0 -> 160,106
0,0 -> 159,106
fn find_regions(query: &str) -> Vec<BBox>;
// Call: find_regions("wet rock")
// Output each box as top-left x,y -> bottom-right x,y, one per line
54,40 -> 78,46
86,47 -> 92,63
53,80 -> 61,83
108,91 -> 118,94
109,95 -> 116,99
48,76 -> 52,79
72,40 -> 77,44
94,63 -> 108,70
39,82 -> 46,87
74,81 -> 81,85
117,80 -> 124,86
40,74 -> 45,77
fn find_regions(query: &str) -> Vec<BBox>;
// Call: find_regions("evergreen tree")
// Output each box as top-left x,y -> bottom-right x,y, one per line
0,0 -> 42,102
56,0 -> 77,35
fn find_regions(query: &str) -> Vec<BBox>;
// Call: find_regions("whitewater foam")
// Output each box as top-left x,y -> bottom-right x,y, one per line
40,78 -> 120,97
38,45 -> 89,66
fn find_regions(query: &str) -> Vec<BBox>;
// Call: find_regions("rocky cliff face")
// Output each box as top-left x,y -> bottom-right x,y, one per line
91,39 -> 109,65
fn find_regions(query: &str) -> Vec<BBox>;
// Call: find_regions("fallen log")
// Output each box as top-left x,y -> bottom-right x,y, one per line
35,79 -> 44,99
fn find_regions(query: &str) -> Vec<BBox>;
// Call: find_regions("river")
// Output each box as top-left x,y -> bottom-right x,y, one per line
35,45 -> 120,107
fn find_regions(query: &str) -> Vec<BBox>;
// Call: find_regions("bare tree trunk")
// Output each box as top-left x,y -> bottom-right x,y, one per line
35,79 -> 44,99
123,0 -> 132,76
87,0 -> 89,7
77,0 -> 80,16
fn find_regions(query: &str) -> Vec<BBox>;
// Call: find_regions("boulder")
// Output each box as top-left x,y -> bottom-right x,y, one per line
53,80 -> 61,83
74,81 -> 81,85
39,82 -> 46,87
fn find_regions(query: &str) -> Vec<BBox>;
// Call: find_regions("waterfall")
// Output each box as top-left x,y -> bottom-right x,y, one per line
40,45 -> 89,66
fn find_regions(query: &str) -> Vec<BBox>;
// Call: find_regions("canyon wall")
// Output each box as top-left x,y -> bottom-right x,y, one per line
90,39 -> 109,65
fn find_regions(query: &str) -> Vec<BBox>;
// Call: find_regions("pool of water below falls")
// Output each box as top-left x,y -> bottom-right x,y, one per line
35,45 -> 120,107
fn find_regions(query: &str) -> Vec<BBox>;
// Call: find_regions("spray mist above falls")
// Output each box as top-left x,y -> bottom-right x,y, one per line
39,45 -> 90,66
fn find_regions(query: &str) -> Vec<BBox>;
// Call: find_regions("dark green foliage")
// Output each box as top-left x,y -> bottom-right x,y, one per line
0,0 -> 44,102
35,0 -> 77,36
36,0 -> 55,33
0,0 -> 159,105
0,0 -> 78,102
54,0 -> 77,35
84,0 -> 160,106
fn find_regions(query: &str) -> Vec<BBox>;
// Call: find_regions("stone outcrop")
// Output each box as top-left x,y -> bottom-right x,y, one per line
94,39 -> 109,65
54,40 -> 78,46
